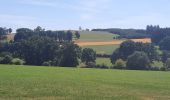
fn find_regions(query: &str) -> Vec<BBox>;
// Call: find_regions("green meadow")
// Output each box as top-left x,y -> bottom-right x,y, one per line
79,31 -> 119,42
83,45 -> 119,55
0,65 -> 170,100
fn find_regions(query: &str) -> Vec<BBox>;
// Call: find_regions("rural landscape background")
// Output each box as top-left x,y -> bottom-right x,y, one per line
0,0 -> 170,100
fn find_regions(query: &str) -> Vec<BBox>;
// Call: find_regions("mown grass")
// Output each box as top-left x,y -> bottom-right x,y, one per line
83,45 -> 119,54
79,31 -> 119,42
0,65 -> 170,100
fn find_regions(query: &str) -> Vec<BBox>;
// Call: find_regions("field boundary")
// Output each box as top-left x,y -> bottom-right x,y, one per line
75,38 -> 151,46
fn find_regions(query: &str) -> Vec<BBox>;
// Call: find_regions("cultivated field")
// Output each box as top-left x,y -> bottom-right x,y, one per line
75,38 -> 151,46
0,65 -> 170,100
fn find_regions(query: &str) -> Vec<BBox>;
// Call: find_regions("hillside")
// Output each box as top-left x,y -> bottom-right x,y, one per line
0,65 -> 170,100
77,31 -> 119,42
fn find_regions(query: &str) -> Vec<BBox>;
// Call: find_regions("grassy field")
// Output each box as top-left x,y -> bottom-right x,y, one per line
0,65 -> 170,100
83,45 -> 119,54
78,31 -> 119,42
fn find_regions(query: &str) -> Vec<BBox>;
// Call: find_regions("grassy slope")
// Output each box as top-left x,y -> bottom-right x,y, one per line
0,65 -> 170,100
83,45 -> 119,55
79,31 -> 119,42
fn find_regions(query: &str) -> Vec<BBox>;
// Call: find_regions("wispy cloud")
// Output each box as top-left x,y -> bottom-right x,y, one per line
0,14 -> 38,29
18,0 -> 56,7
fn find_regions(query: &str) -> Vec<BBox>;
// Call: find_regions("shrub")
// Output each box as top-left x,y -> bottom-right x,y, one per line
114,59 -> 126,69
42,61 -> 52,66
11,58 -> 25,65
81,48 -> 96,65
0,55 -> 13,64
0,52 -> 12,57
0,57 -> 4,63
95,63 -> 109,69
159,36 -> 170,51
126,51 -> 151,70
164,58 -> 170,70
86,62 -> 96,68
150,66 -> 161,71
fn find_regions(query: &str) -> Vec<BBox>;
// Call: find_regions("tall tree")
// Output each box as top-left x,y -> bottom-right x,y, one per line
81,48 -> 96,65
75,31 -> 80,39
126,51 -> 151,70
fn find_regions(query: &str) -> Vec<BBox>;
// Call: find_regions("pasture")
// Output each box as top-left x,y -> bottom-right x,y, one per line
78,31 -> 119,42
0,65 -> 170,100
83,45 -> 119,54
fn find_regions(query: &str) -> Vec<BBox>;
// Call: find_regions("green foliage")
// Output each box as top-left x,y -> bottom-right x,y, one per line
86,62 -> 96,68
114,59 -> 126,69
14,28 -> 34,42
0,27 -> 11,39
95,63 -> 109,69
111,40 -> 158,64
2,36 -> 81,67
159,36 -> 170,51
11,58 -> 25,65
0,55 -> 13,64
127,51 -> 151,70
96,58 -> 113,67
164,58 -> 170,70
57,43 -> 82,67
42,61 -> 52,66
119,40 -> 136,60
147,25 -> 170,44
14,27 -> 74,42
161,50 -> 170,63
75,31 -> 80,39
81,48 -> 96,65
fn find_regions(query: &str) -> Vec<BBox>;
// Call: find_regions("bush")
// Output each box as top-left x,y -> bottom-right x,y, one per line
86,62 -> 96,68
95,63 -> 109,69
159,36 -> 170,51
164,58 -> 170,70
0,52 -> 12,57
150,66 -> 161,71
114,59 -> 126,69
0,55 -> 13,64
126,51 -> 151,70
11,58 -> 25,65
42,61 -> 52,66
0,57 -> 4,63
81,48 -> 96,65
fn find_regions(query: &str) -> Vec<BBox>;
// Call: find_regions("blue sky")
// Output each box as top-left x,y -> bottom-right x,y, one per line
0,0 -> 170,30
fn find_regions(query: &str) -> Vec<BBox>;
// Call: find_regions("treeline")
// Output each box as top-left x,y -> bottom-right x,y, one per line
92,28 -> 150,39
14,27 -> 79,42
92,25 -> 170,42
0,27 -> 12,39
110,40 -> 159,70
146,25 -> 170,44
0,26 -> 91,67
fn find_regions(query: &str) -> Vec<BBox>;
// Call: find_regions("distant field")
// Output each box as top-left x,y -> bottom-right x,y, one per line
75,38 -> 151,46
78,31 -> 119,42
0,65 -> 170,100
83,45 -> 119,54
